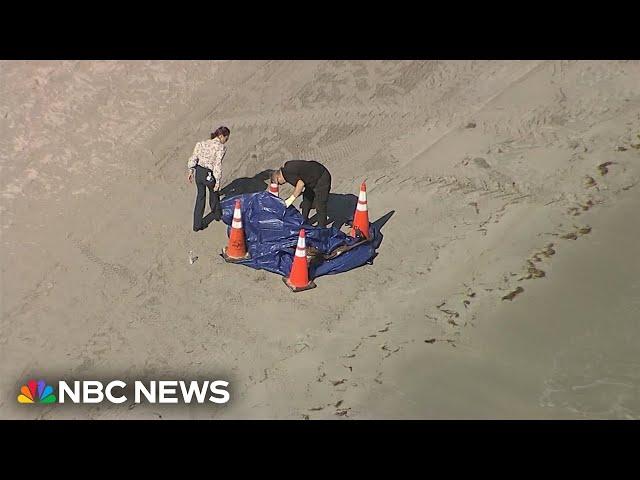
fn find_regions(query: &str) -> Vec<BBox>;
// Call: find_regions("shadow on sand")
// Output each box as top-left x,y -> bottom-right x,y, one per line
372,210 -> 395,230
200,169 -> 273,229
220,169 -> 274,198
309,193 -> 395,233
306,193 -> 359,228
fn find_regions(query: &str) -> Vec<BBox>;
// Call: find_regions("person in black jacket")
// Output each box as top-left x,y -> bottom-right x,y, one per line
271,160 -> 332,228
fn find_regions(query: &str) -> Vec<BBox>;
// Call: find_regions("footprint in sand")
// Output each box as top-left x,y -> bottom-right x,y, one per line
539,243 -> 556,258
436,301 -> 460,319
560,225 -> 591,240
441,308 -> 460,318
424,338 -> 458,347
377,321 -> 392,333
598,162 -> 614,176
525,262 -> 545,279
584,176 -> 597,188
519,256 -> 546,280
581,199 -> 595,211
502,286 -> 524,301
560,232 -> 578,240
380,343 -> 401,358
567,207 -> 582,216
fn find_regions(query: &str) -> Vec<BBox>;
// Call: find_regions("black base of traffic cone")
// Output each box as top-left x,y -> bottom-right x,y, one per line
221,247 -> 251,263
282,276 -> 317,292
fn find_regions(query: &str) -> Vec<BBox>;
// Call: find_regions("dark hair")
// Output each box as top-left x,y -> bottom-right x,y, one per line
211,126 -> 230,140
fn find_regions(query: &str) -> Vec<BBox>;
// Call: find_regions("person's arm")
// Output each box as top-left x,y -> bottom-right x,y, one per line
187,142 -> 200,183
285,179 -> 305,207
212,144 -> 226,192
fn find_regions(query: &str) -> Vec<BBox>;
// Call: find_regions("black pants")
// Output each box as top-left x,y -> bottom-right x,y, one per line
193,165 -> 221,231
301,170 -> 331,228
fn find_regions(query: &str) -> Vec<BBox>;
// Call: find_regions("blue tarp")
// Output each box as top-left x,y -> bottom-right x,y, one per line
219,191 -> 382,278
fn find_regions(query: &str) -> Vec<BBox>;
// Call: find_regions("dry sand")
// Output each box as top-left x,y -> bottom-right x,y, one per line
1,60 -> 639,419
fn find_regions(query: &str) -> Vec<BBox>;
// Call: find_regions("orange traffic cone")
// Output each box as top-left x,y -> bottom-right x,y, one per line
268,181 -> 279,196
222,199 -> 251,262
350,181 -> 371,239
282,229 -> 317,292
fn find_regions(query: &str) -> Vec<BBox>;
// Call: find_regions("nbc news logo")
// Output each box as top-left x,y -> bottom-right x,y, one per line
18,378 -> 230,405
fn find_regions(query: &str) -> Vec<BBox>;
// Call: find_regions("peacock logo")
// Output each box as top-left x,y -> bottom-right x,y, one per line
17,379 -> 57,404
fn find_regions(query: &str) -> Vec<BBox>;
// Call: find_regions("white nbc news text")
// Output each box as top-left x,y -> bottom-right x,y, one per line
58,380 -> 230,404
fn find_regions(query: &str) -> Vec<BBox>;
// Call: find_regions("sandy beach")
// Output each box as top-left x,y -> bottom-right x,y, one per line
1,60 -> 639,419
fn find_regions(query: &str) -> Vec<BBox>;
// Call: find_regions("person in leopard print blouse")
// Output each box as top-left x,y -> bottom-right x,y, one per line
187,126 -> 230,231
